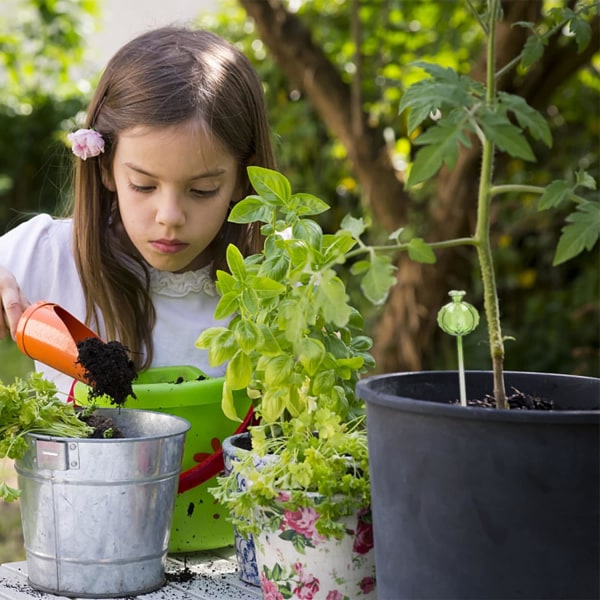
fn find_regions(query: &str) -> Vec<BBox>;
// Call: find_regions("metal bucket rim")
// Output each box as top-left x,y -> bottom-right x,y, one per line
25,407 -> 191,442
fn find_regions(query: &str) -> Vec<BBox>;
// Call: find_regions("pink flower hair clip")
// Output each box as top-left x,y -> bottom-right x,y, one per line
67,128 -> 105,160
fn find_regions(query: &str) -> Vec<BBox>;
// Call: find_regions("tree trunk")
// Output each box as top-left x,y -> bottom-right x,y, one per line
238,0 -> 599,373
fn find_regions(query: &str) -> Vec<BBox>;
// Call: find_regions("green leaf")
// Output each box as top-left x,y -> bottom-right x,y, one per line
335,357 -> 365,379
0,481 -> 21,503
292,218 -> 323,248
340,214 -> 366,239
229,195 -> 275,224
290,192 -> 330,216
399,62 -> 478,134
407,119 -> 472,187
214,270 -> 237,295
576,169 -> 596,190
497,92 -> 552,147
479,112 -> 535,161
259,252 -> 290,282
350,260 -> 370,275
19,397 -> 38,427
226,350 -> 253,390
257,324 -> 282,356
408,238 -> 436,264
521,34 -> 545,68
553,202 -> 600,265
226,244 -> 247,280
214,291 -> 239,320
241,287 -> 259,316
220,381 -> 241,423
279,298 -> 307,346
247,166 -> 291,204
234,319 -> 263,353
205,328 -> 237,366
260,388 -> 286,422
312,369 -> 336,395
285,385 -> 305,418
314,272 -> 352,327
360,255 -> 397,305
298,338 -> 326,376
569,16 -> 592,52
250,276 -> 286,299
321,233 -> 356,265
538,180 -> 573,210
286,240 -> 311,271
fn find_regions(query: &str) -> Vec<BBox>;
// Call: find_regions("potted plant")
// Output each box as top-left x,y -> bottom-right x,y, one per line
355,1 -> 600,598
195,164 -> 424,598
0,371 -> 190,598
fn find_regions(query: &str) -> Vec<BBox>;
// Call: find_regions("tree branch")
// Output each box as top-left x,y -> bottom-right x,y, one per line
237,0 -> 408,228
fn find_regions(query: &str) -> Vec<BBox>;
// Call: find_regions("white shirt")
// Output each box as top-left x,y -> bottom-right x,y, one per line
0,214 -> 226,395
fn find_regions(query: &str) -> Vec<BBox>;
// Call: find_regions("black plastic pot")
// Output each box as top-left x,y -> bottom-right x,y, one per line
356,371 -> 600,600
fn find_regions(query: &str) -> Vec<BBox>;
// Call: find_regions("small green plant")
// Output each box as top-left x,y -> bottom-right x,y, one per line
197,165 -> 412,535
0,372 -> 93,501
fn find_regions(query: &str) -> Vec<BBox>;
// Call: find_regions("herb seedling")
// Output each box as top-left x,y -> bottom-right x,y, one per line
0,372 -> 93,501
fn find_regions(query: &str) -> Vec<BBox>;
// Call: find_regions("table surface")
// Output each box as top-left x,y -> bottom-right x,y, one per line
0,548 -> 262,600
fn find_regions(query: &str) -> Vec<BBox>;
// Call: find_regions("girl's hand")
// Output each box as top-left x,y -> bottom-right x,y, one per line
0,267 -> 30,340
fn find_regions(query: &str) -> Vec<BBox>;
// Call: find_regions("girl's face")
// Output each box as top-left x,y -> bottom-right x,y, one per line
108,121 -> 241,272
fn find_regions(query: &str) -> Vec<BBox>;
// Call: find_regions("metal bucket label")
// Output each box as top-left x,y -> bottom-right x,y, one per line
35,440 -> 79,470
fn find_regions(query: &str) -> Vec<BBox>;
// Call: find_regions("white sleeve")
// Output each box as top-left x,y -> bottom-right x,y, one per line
0,214 -> 77,304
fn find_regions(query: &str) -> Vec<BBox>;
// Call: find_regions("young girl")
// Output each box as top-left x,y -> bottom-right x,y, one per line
0,26 -> 276,395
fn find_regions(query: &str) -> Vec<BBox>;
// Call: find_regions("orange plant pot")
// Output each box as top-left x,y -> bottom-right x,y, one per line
15,301 -> 100,384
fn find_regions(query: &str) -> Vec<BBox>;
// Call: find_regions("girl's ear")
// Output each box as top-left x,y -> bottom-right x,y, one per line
100,164 -> 116,192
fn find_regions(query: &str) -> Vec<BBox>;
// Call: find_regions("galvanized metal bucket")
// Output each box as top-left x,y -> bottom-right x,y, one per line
15,408 -> 190,598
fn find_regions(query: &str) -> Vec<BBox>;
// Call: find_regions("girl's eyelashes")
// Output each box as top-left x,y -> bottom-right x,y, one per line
191,188 -> 219,197
127,182 -> 219,197
129,183 -> 154,193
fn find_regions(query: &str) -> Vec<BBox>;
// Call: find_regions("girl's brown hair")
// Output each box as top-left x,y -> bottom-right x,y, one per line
71,27 -> 276,370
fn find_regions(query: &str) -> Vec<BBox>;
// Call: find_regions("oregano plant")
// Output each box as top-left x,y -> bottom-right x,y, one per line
197,166 -> 409,535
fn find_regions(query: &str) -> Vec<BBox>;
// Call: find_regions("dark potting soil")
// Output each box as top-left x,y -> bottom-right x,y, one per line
166,564 -> 195,583
76,337 -> 138,406
455,387 -> 554,410
78,410 -> 125,438
166,557 -> 194,583
171,374 -> 207,384
234,434 -> 253,451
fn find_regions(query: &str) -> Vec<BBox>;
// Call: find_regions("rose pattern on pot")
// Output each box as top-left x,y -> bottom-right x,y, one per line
255,496 -> 376,600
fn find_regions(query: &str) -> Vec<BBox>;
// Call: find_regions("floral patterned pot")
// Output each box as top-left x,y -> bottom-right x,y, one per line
254,493 -> 376,600
222,432 -> 271,586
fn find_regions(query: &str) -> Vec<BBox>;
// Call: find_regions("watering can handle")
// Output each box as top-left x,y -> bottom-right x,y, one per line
177,406 -> 257,494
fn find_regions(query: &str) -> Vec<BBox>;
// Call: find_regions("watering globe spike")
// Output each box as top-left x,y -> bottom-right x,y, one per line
437,290 -> 480,407
15,301 -> 101,384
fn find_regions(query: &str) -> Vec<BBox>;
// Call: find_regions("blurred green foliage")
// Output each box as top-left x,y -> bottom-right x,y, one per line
198,0 -> 598,377
0,339 -> 33,383
0,0 -> 98,232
